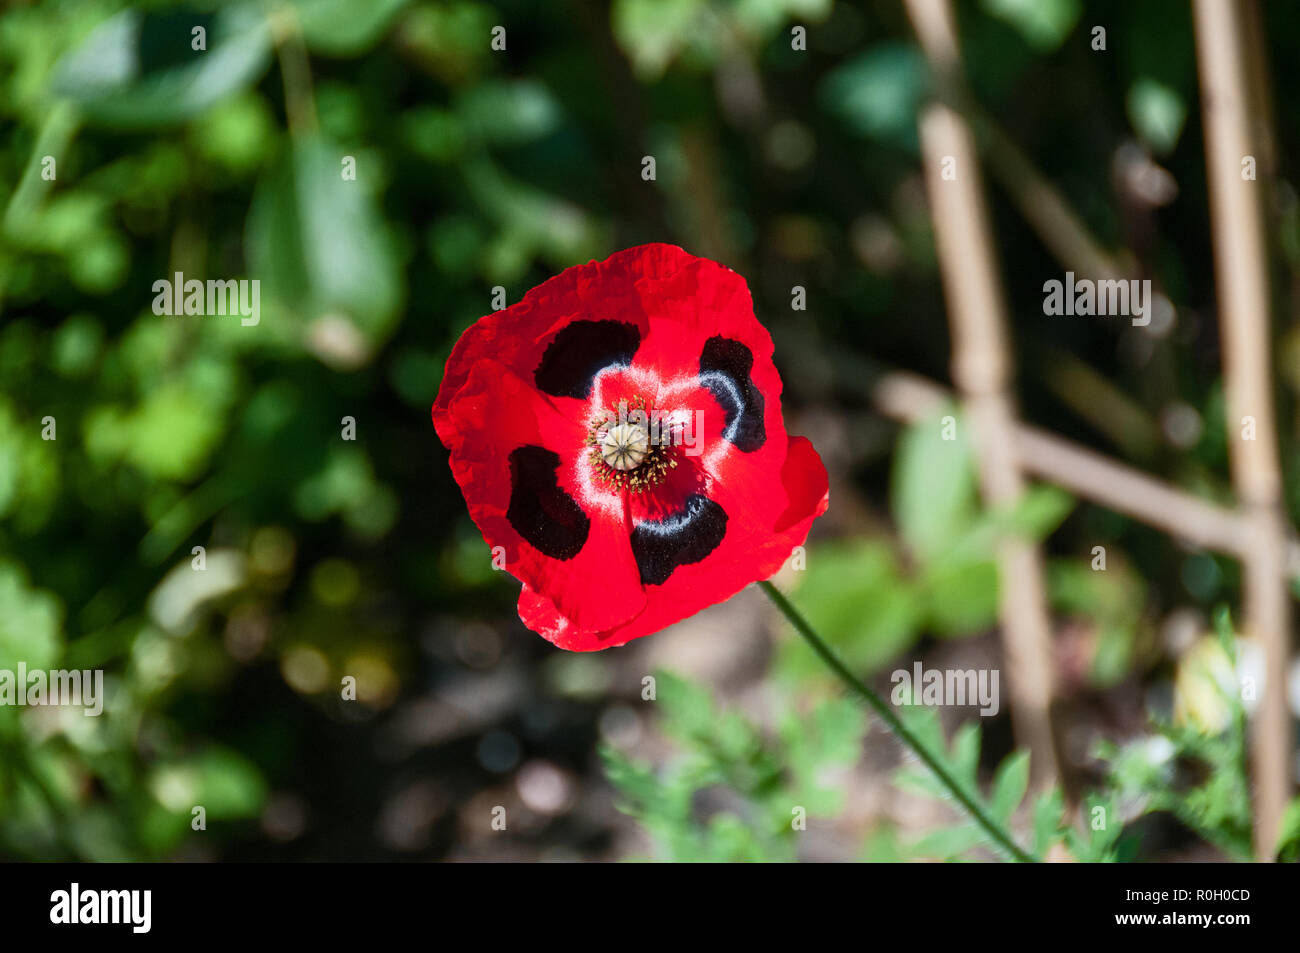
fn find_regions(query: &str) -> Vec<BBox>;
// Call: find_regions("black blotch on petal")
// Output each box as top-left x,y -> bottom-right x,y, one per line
630,494 -> 728,586
507,446 -> 590,560
699,336 -> 765,451
534,320 -> 640,399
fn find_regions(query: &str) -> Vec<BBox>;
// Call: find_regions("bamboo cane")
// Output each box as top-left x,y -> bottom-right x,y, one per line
904,0 -> 1061,786
1192,0 -> 1293,860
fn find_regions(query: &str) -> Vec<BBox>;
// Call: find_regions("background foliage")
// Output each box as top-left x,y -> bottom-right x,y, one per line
2,0 -> 1299,860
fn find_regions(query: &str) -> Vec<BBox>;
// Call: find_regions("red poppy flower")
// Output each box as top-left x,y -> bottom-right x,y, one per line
431,243 -> 828,651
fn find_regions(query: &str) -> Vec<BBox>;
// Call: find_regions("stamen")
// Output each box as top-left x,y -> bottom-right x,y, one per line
584,395 -> 679,492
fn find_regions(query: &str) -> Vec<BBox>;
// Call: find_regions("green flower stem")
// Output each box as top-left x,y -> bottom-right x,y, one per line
270,4 -> 318,136
759,580 -> 1035,863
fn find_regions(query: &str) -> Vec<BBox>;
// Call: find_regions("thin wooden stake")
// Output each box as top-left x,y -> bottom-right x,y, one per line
1193,0 -> 1293,860
904,0 -> 1060,787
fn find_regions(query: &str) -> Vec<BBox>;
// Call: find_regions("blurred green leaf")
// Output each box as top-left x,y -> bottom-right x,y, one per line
462,158 -> 603,275
820,44 -> 926,148
990,750 -> 1030,824
612,0 -> 709,79
402,107 -> 467,164
895,703 -> 947,762
0,561 -> 63,672
912,822 -> 984,859
1064,792 -> 1123,862
950,721 -> 981,789
894,765 -> 952,800
457,79 -> 561,146
1032,788 -> 1065,857
778,539 -> 923,676
151,746 -> 266,821
860,824 -> 907,862
0,399 -> 60,530
919,557 -> 998,637
50,314 -> 104,378
294,0 -> 410,57
891,409 -> 976,564
1127,78 -> 1187,155
1277,798 -> 1300,863
1048,556 -> 1146,687
189,93 -> 276,173
127,384 -> 227,481
51,6 -> 272,128
247,135 -> 404,357
999,485 -> 1074,540
981,0 -> 1081,52
780,697 -> 864,814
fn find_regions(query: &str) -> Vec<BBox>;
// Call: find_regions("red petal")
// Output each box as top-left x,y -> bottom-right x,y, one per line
433,246 -> 700,440
518,436 -> 828,650
437,359 -> 647,634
